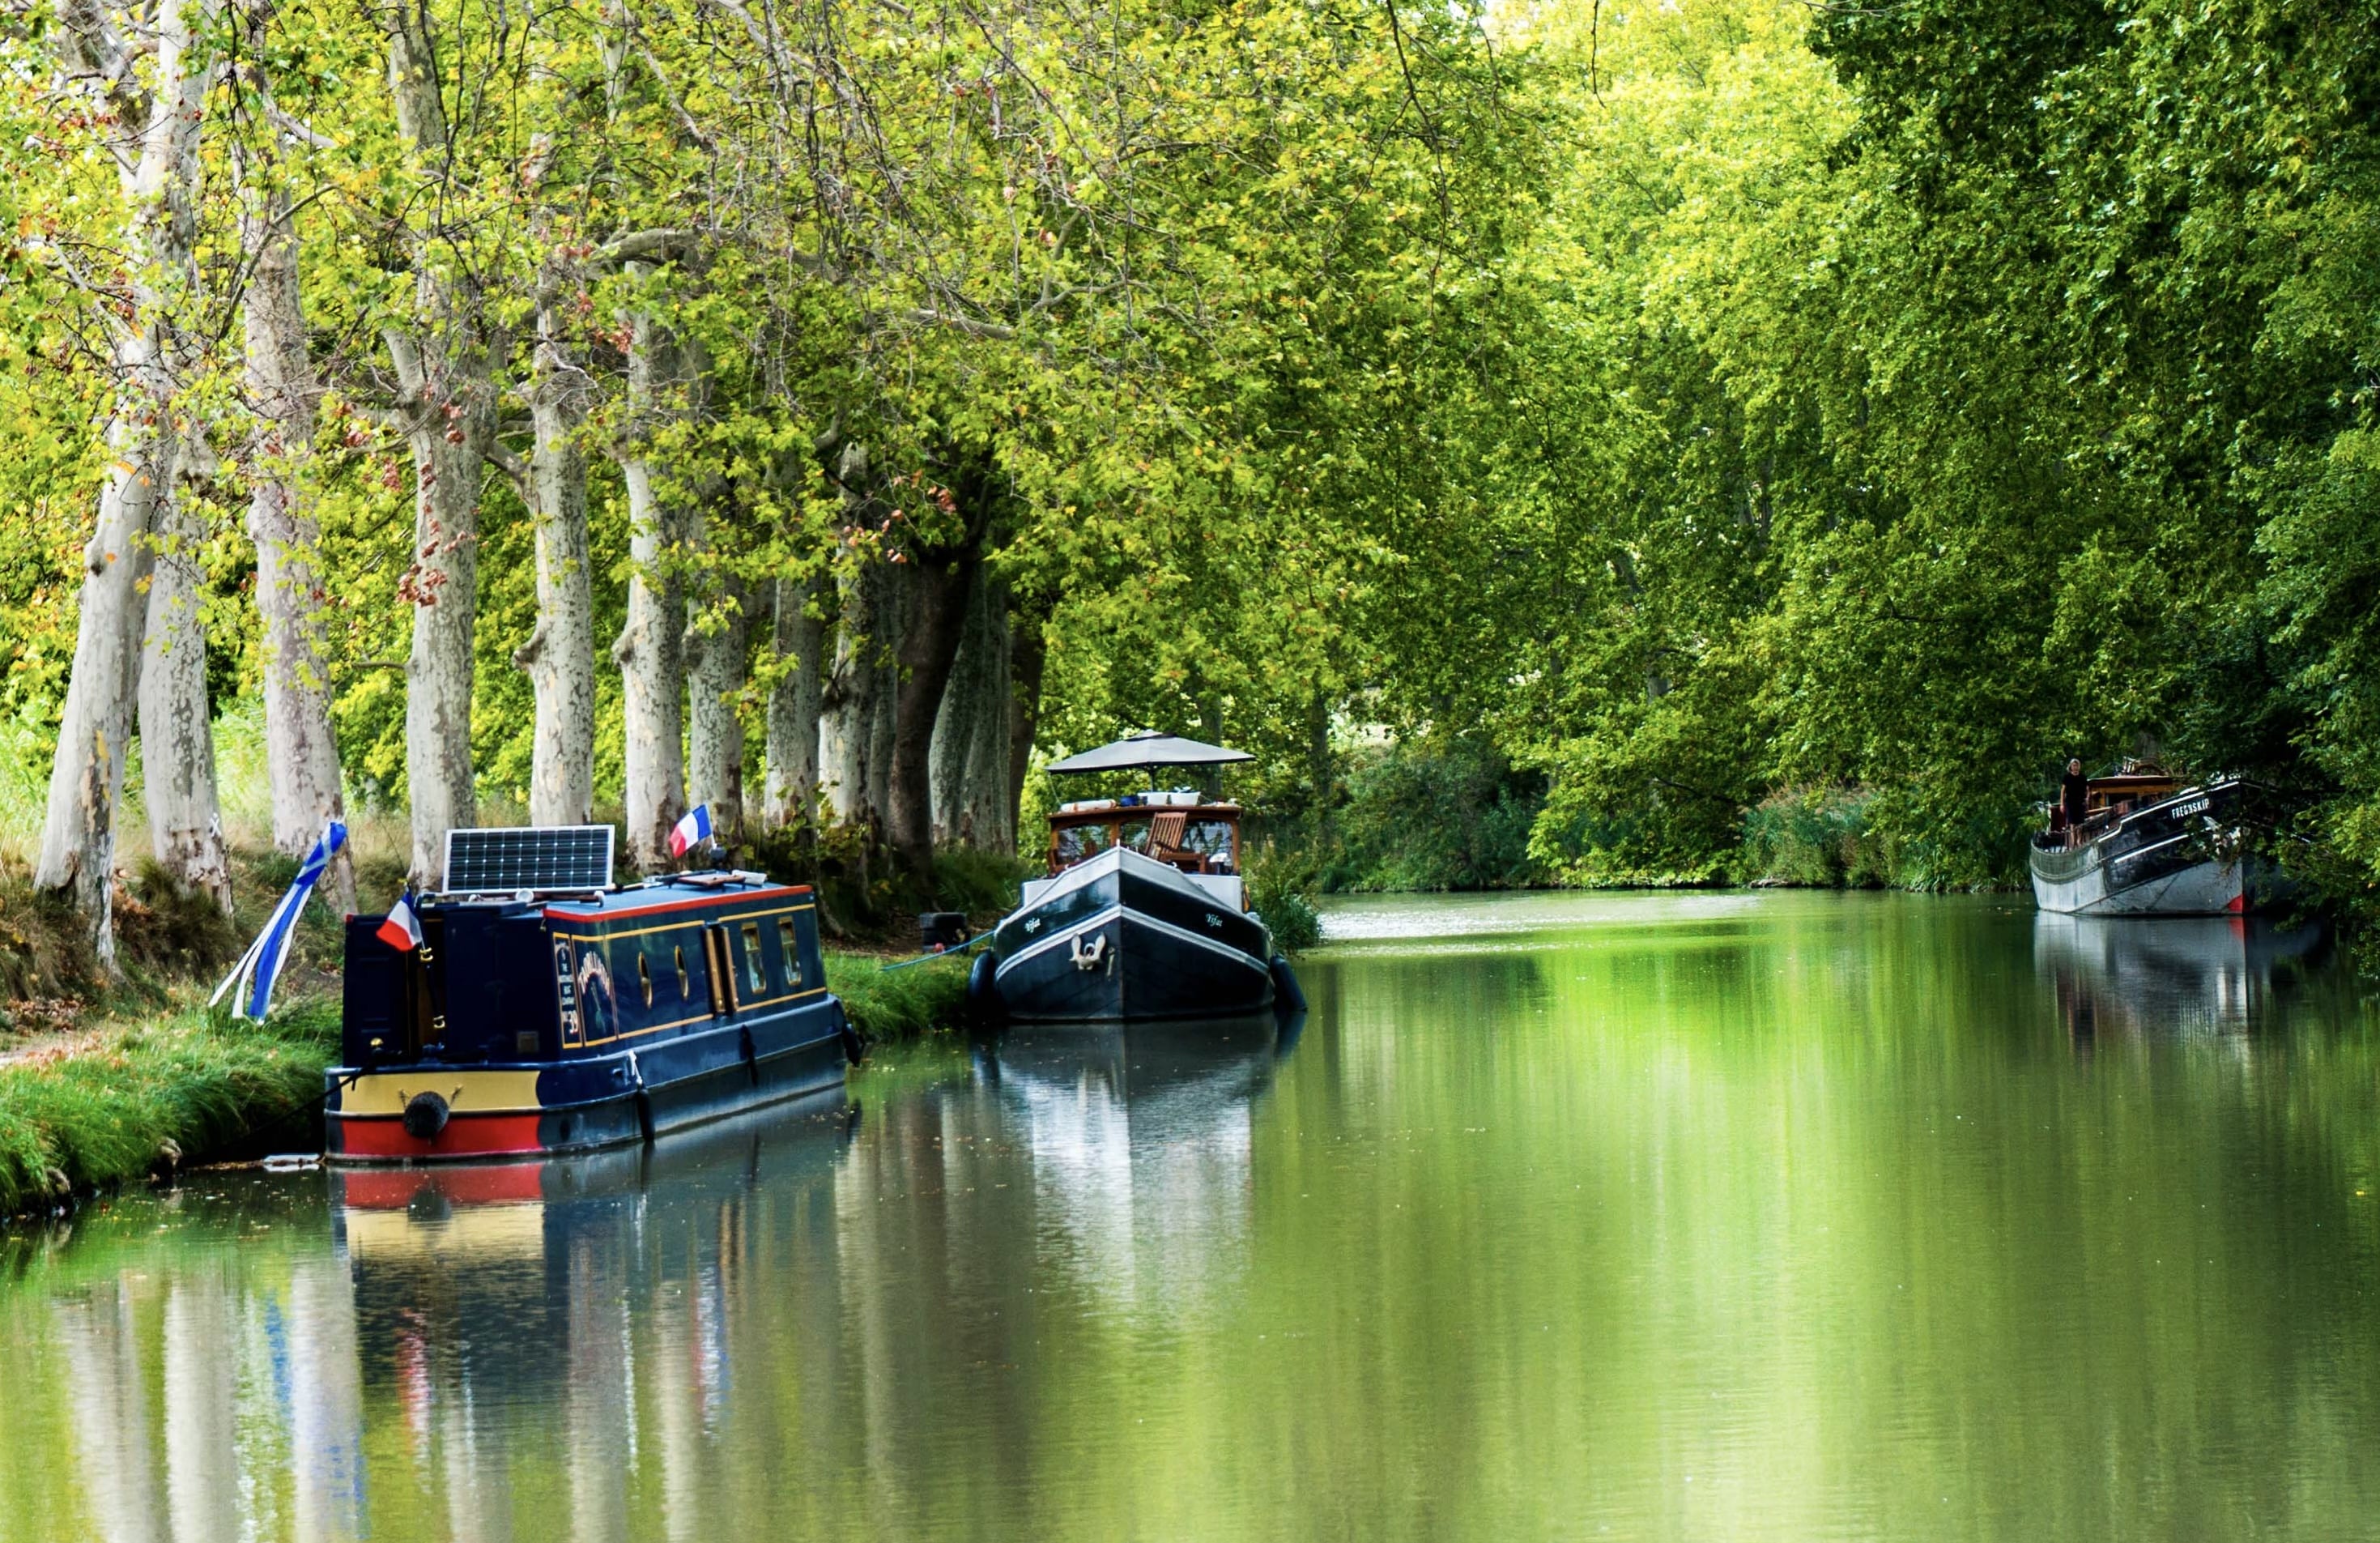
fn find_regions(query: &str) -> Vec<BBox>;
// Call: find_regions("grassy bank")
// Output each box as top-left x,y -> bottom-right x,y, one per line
0,1003 -> 340,1221
828,950 -> 974,1043
0,944 -> 974,1225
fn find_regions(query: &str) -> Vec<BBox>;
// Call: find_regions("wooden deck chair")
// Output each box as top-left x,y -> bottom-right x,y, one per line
1148,810 -> 1195,868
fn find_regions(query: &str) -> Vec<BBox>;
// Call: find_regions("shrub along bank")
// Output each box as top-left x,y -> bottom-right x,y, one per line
1257,736 -> 2054,894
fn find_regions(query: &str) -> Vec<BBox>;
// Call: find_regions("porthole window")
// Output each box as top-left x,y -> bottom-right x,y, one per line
777,918 -> 803,987
675,945 -> 689,999
638,952 -> 654,1008
741,922 -> 765,994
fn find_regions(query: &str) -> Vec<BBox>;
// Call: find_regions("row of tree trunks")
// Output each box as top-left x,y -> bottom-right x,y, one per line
32,1 -> 1056,948
36,0 -> 223,961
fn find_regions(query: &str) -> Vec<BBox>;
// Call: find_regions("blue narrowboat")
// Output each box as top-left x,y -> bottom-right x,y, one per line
328,848 -> 854,1164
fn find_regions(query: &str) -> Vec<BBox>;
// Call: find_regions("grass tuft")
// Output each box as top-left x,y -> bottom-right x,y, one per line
826,948 -> 972,1043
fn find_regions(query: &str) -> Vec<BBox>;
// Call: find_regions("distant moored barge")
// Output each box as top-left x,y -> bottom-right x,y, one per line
2029,771 -> 2264,916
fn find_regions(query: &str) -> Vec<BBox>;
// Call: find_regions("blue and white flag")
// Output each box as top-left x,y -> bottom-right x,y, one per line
211,821 -> 347,1019
669,803 -> 713,858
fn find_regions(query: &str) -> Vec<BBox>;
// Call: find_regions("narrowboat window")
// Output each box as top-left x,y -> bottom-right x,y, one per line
1181,820 -> 1238,871
741,922 -> 765,994
1055,823 -> 1111,864
675,944 -> 689,999
777,918 -> 803,987
638,951 -> 654,1008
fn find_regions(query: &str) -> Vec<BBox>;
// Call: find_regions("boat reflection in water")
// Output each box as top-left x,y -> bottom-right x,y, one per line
964,1016 -> 1296,1319
332,1091 -> 857,1542
2036,911 -> 2326,1043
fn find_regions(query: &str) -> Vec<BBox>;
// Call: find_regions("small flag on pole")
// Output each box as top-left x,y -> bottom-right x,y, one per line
668,803 -> 713,858
211,821 -> 347,1020
376,889 -> 423,953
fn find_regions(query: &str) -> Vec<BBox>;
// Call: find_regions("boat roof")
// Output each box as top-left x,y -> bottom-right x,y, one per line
1045,731 -> 1254,775
536,872 -> 811,923
1049,801 -> 1241,825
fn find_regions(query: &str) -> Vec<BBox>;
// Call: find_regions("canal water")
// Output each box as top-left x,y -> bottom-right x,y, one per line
2,892 -> 2376,1541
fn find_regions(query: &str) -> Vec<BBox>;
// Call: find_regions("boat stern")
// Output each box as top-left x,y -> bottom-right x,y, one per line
324,1066 -> 645,1163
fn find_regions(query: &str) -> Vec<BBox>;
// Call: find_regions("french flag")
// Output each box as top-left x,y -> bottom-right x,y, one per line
669,803 -> 713,858
377,890 -> 424,953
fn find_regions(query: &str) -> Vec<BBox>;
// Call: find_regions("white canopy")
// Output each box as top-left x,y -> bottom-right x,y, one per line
1045,732 -> 1256,776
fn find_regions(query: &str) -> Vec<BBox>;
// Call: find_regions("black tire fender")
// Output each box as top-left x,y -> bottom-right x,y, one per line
967,949 -> 1004,1024
1268,954 -> 1306,1014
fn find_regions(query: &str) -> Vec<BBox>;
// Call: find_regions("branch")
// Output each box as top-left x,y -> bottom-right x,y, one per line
484,440 -> 531,500
594,227 -> 700,267
635,42 -> 715,151
266,103 -> 337,149
905,307 -> 1015,340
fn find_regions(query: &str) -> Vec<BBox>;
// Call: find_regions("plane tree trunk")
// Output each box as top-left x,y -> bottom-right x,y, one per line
517,301 -> 597,828
885,456 -> 998,885
820,444 -> 895,842
684,526 -> 748,851
1006,587 -> 1053,850
866,576 -> 900,831
138,444 -> 233,914
381,2 -> 495,888
611,307 -> 686,870
764,574 -> 826,829
237,62 -> 353,913
36,0 -> 220,962
931,566 -> 1014,853
820,564 -> 893,832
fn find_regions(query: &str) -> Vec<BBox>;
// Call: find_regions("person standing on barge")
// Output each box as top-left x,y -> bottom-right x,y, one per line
2060,758 -> 2091,846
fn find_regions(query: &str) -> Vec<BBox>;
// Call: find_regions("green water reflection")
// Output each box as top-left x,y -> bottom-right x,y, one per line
2,892 -> 2377,1541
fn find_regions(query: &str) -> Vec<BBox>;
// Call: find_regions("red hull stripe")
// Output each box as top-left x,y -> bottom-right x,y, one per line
335,1113 -> 546,1160
543,884 -> 811,923
338,1164 -> 548,1208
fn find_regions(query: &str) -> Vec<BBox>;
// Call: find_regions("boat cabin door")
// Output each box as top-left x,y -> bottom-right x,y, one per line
703,923 -> 737,1015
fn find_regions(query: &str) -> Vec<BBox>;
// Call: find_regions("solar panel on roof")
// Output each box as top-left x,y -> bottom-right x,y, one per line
442,825 -> 615,894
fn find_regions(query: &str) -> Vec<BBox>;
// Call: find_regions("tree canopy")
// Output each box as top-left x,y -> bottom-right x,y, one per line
1,0 -> 2374,942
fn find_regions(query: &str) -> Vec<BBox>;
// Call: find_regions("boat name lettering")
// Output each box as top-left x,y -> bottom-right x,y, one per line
555,939 -> 581,1043
2173,798 -> 2210,818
